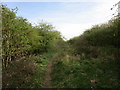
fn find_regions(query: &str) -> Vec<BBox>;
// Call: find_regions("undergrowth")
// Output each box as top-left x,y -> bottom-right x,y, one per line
2,49 -> 58,88
52,49 -> 120,88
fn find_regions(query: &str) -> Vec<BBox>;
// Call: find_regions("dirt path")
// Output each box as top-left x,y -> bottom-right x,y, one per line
43,59 -> 53,88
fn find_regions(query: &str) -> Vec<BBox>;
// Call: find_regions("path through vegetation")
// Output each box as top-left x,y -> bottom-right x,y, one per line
43,57 -> 53,88
2,4 -> 120,88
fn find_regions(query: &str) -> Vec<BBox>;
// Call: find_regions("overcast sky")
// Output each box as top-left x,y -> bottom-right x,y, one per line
2,0 -> 119,40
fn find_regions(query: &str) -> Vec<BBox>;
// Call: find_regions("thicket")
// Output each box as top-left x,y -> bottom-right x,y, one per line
1,5 -> 64,68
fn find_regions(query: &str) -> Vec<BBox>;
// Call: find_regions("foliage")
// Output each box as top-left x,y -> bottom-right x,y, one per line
2,5 -> 63,68
68,17 -> 120,59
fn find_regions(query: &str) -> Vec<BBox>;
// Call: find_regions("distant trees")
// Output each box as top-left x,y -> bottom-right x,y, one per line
2,5 -> 64,68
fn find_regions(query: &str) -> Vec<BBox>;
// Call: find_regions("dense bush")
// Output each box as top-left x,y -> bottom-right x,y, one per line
1,5 -> 64,68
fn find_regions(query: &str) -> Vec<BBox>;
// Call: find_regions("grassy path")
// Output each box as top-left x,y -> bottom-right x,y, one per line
43,59 -> 53,88
42,53 -> 58,88
42,52 -> 59,88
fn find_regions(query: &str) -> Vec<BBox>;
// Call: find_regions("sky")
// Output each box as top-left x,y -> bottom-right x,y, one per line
1,0 -> 119,40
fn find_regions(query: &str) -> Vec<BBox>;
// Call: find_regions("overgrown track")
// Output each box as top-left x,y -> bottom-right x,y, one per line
43,59 -> 53,88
